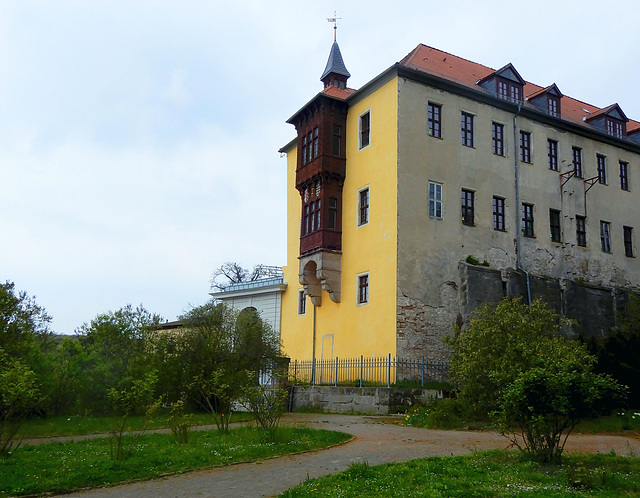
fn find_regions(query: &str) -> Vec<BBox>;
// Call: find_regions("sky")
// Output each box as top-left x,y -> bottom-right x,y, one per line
2,0 -> 639,334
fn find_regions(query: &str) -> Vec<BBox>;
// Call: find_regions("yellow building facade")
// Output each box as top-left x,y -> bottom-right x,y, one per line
280,42 -> 640,364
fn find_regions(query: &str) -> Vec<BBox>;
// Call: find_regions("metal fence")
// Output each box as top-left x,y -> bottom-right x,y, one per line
288,354 -> 450,388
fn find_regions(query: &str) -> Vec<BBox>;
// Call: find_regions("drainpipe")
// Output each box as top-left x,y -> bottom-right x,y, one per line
311,304 -> 317,383
513,104 -> 532,305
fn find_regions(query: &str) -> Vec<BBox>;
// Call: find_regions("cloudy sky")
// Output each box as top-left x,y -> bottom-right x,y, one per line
2,1 -> 639,333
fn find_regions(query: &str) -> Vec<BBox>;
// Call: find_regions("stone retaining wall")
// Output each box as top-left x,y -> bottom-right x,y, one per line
290,385 -> 443,415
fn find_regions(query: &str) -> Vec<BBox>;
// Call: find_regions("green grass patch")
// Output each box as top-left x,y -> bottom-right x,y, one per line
281,450 -> 640,497
17,411 -> 255,438
1,427 -> 350,496
574,410 -> 640,434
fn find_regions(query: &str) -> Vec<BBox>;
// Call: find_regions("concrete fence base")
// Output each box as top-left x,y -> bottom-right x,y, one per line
290,385 -> 445,415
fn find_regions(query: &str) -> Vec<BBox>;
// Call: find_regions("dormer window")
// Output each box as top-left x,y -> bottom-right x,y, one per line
496,77 -> 522,103
547,95 -> 559,117
606,117 -> 624,138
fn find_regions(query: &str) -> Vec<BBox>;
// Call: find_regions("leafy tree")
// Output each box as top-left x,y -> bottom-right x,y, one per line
178,301 -> 280,432
46,337 -> 87,416
107,371 -> 159,460
77,305 -> 162,414
210,262 -> 279,291
0,347 -> 40,456
450,298 -> 624,463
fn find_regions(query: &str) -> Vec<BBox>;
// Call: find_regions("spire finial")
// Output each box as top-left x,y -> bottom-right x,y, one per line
327,11 -> 340,42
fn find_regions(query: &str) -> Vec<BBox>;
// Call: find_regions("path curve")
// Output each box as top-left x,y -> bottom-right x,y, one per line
59,413 -> 640,498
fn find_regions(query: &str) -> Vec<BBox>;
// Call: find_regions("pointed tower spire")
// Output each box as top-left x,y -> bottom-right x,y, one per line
320,41 -> 351,89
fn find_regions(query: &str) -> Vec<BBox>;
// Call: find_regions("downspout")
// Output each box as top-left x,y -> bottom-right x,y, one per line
513,104 -> 532,305
311,304 -> 317,383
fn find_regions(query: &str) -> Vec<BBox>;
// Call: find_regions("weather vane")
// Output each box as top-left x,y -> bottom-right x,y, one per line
327,11 -> 341,42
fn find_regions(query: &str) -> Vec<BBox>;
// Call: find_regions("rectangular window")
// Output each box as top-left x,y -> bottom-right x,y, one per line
597,154 -> 607,184
624,226 -> 634,257
359,111 -> 370,149
358,187 -> 369,226
606,118 -> 624,138
460,112 -> 474,147
600,221 -> 611,253
547,139 -> 558,171
492,196 -> 505,231
572,147 -> 583,178
314,199 -> 321,231
576,215 -> 587,247
492,122 -> 504,156
522,203 -> 534,238
428,182 -> 443,218
332,125 -> 341,156
520,131 -> 531,163
307,131 -> 313,163
313,127 -> 319,159
547,96 -> 559,117
298,289 -> 306,315
427,103 -> 442,138
461,189 -> 475,226
620,161 -> 629,191
357,274 -> 369,305
328,198 -> 337,229
302,204 -> 309,236
301,135 -> 307,165
549,209 -> 561,242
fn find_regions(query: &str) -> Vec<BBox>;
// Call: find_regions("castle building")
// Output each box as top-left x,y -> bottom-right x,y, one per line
279,41 -> 640,363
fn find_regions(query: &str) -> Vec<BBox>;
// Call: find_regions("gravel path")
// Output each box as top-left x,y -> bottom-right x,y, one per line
56,413 -> 640,498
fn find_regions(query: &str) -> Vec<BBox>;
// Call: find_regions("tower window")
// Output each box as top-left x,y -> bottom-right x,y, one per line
328,198 -> 338,229
332,125 -> 341,156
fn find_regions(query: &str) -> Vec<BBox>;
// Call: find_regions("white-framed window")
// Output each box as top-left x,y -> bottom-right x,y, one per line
428,181 -> 443,218
357,186 -> 370,227
356,272 -> 369,306
359,110 -> 371,150
297,289 -> 306,316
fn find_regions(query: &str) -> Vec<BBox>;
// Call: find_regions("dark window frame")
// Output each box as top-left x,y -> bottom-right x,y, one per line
624,226 -> 634,257
572,146 -> 583,179
358,188 -> 369,226
332,125 -> 341,156
359,111 -> 370,149
460,112 -> 474,147
428,103 -> 442,139
496,77 -> 523,103
606,117 -> 624,138
576,215 -> 587,247
328,197 -> 338,229
549,209 -> 561,243
492,196 -> 505,231
547,139 -> 558,171
520,131 -> 531,163
492,122 -> 504,156
620,160 -> 629,191
522,203 -> 534,238
298,289 -> 306,315
461,189 -> 475,226
547,95 -> 560,117
597,154 -> 607,184
357,274 -> 369,305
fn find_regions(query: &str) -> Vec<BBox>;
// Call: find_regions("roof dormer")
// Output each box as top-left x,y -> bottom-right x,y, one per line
585,103 -> 628,139
526,83 -> 563,118
477,63 -> 525,103
320,41 -> 351,90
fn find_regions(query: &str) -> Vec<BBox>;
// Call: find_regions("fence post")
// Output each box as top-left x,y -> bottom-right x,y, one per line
359,355 -> 363,388
335,357 -> 338,387
421,356 -> 424,388
294,359 -> 297,383
312,357 -> 316,385
387,353 -> 391,388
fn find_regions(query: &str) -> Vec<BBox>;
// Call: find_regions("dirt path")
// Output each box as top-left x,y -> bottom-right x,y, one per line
57,413 -> 640,498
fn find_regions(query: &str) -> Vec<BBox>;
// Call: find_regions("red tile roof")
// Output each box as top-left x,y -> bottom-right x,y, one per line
322,86 -> 356,99
399,44 -> 640,136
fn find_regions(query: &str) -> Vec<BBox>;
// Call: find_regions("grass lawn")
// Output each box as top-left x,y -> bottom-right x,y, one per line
281,450 -> 640,497
1,426 -> 351,496
17,411 -> 255,438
